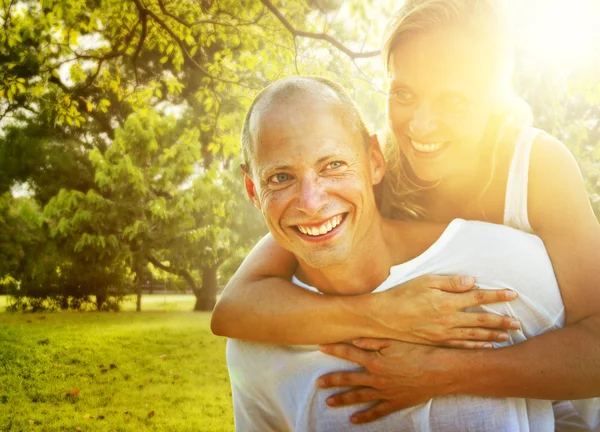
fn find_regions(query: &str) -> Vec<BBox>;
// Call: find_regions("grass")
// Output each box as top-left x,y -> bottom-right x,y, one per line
0,300 -> 233,432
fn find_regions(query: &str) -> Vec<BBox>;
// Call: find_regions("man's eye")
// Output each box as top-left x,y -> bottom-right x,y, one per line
389,88 -> 415,104
327,161 -> 343,169
269,173 -> 291,184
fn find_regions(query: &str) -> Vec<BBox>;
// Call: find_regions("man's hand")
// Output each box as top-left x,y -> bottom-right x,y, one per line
317,338 -> 455,424
366,275 -> 520,347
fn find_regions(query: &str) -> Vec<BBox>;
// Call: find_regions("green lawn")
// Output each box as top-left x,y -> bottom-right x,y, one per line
0,303 -> 233,431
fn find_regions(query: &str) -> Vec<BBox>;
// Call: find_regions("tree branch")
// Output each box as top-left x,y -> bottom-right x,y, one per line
131,0 -> 261,90
132,12 -> 148,86
258,0 -> 380,59
146,254 -> 199,292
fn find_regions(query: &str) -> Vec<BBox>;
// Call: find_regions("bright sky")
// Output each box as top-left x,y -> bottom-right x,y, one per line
516,0 -> 600,69
369,0 -> 600,71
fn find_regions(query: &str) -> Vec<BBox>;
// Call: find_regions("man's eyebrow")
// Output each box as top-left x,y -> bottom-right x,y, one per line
258,162 -> 292,178
316,153 -> 345,165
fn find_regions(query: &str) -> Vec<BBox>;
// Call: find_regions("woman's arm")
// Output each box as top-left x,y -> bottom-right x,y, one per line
316,135 -> 600,423
211,234 -> 519,345
212,233 -> 379,344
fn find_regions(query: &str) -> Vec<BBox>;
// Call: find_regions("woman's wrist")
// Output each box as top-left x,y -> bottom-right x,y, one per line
341,292 -> 398,339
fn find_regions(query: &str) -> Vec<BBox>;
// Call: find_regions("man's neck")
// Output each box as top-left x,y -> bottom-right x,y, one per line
294,215 -> 397,296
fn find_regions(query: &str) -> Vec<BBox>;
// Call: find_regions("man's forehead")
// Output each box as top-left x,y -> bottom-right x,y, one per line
250,86 -> 339,134
252,110 -> 359,179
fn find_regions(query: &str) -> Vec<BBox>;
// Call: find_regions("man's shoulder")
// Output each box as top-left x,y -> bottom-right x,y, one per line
384,218 -> 545,263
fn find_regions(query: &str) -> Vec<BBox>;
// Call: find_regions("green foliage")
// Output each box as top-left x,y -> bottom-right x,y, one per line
3,0 -> 599,311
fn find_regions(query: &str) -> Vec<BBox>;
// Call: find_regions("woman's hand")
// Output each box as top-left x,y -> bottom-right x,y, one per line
365,274 -> 521,347
317,338 -> 452,424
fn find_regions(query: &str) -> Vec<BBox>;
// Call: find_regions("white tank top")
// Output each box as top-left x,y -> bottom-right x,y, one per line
503,127 -> 598,432
503,127 -> 542,233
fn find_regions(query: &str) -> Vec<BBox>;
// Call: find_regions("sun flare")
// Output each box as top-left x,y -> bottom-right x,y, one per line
517,0 -> 600,68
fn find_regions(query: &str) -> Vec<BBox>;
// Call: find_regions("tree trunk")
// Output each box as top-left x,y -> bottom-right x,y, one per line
95,288 -> 107,310
134,259 -> 144,312
136,277 -> 142,312
194,265 -> 218,311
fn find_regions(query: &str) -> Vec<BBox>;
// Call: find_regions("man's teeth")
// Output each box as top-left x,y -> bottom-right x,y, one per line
297,215 -> 343,236
412,140 -> 444,153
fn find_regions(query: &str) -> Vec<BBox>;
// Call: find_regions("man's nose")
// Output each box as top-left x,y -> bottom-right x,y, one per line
410,101 -> 438,137
295,175 -> 328,216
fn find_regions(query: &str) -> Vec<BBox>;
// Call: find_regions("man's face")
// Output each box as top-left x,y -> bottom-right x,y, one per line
244,99 -> 385,269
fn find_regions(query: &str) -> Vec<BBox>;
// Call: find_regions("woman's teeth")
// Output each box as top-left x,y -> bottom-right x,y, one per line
297,214 -> 343,236
412,140 -> 444,153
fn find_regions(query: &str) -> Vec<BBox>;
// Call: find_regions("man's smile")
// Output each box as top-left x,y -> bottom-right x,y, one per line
293,213 -> 348,239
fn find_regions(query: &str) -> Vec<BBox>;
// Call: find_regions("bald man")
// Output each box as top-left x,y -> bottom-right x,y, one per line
224,76 -> 600,432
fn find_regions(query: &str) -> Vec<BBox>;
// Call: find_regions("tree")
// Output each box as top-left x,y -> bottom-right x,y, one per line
1,0 -> 386,310
5,0 -> 597,312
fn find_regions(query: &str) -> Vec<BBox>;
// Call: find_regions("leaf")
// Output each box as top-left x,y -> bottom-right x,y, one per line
160,56 -> 169,64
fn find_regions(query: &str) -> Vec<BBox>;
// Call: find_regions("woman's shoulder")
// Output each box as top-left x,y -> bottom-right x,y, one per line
527,130 -> 587,232
529,130 -> 577,167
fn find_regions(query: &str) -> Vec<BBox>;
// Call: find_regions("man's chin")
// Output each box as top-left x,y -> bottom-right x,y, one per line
296,247 -> 351,271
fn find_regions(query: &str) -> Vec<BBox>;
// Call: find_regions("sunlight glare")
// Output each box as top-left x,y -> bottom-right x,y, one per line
519,0 -> 600,69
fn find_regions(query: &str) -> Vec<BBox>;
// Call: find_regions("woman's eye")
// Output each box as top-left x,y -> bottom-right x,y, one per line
327,161 -> 343,169
269,173 -> 291,184
389,88 -> 415,104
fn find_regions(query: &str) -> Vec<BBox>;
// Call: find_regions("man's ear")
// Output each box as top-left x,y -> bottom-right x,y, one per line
241,164 -> 262,210
368,134 -> 386,185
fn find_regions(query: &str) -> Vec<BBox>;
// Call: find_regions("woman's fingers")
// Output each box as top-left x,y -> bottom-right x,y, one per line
456,288 -> 519,309
440,340 -> 494,349
458,312 -> 521,330
351,338 -> 391,351
318,343 -> 374,366
324,388 -> 380,406
349,401 -> 407,424
318,370 -> 375,389
420,274 -> 476,293
449,326 -> 509,342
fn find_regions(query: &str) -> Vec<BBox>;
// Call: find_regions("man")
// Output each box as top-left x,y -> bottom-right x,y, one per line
225,76 -> 600,431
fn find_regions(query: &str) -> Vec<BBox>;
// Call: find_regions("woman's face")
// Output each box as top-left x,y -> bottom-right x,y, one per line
387,27 -> 505,182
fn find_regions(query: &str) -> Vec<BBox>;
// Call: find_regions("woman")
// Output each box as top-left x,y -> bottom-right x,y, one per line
213,0 -> 600,428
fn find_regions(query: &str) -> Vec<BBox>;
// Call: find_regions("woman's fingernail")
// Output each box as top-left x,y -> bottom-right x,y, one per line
462,276 -> 474,286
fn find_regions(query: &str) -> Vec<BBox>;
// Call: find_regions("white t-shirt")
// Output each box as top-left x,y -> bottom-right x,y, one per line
227,219 -> 598,432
